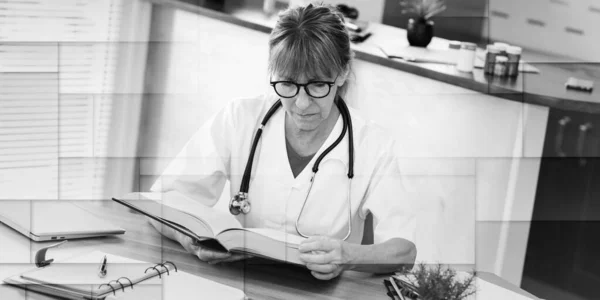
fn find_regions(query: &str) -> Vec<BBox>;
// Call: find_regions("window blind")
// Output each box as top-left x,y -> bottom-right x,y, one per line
0,0 -> 128,200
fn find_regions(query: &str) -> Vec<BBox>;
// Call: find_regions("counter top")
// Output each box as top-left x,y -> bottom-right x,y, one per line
147,0 -> 600,114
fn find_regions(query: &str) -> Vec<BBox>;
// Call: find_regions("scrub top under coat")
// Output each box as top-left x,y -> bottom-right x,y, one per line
151,94 -> 417,245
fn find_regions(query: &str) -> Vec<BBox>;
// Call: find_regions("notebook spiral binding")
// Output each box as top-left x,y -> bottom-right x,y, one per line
98,261 -> 178,296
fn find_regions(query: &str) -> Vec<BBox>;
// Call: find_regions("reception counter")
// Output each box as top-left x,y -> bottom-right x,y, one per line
146,0 -> 600,114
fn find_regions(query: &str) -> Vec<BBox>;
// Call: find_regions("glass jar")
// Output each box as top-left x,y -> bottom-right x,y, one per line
484,45 -> 500,75
494,56 -> 508,77
506,46 -> 522,77
456,42 -> 477,72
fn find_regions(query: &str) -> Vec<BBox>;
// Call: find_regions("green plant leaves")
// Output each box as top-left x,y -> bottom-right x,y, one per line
407,263 -> 477,300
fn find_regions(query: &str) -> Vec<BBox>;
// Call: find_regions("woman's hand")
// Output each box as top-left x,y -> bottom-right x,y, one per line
177,231 -> 248,264
298,236 -> 354,280
147,218 -> 248,264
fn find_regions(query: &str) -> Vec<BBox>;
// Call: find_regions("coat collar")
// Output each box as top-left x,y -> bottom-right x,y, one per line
262,103 -> 350,189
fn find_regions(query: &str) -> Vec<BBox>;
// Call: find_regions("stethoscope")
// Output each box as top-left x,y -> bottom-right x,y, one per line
229,98 -> 354,240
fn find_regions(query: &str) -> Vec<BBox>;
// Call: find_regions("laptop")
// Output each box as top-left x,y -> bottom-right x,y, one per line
0,201 -> 125,241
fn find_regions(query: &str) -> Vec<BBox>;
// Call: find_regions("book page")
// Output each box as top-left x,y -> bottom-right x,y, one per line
242,228 -> 305,247
116,196 -> 213,239
150,191 -> 242,234
215,228 -> 306,265
122,192 -> 242,237
218,228 -> 305,248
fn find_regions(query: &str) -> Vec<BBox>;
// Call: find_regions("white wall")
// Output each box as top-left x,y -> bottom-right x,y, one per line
319,0 -> 385,23
277,0 -> 385,23
486,0 -> 600,62
140,6 -> 549,285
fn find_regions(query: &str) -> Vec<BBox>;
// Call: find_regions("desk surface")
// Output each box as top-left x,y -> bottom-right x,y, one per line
0,200 -> 542,300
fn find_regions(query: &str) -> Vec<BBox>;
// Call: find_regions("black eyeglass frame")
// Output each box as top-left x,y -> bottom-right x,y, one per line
269,77 -> 338,99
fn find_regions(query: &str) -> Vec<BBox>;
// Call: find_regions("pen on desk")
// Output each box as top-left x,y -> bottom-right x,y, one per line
98,255 -> 108,278
344,22 -> 360,32
389,276 -> 406,300
376,45 -> 455,65
383,279 -> 401,300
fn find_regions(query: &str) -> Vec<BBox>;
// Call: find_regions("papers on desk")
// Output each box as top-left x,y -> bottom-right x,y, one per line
4,250 -> 246,300
469,276 -> 539,300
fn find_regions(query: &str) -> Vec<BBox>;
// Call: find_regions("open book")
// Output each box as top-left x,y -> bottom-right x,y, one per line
112,192 -> 305,265
4,250 -> 245,300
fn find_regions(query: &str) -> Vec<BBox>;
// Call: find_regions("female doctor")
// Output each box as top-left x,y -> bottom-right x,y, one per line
150,3 -> 417,280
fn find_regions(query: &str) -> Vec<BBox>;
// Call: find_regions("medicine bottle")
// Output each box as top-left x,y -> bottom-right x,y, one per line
506,46 -> 522,77
484,45 -> 500,75
263,0 -> 276,14
448,40 -> 462,64
456,42 -> 477,73
494,56 -> 508,77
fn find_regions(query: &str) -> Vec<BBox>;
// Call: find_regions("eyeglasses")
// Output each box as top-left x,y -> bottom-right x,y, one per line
270,77 -> 337,99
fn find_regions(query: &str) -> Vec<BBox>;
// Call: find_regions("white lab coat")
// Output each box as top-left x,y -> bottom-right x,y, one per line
151,94 -> 416,245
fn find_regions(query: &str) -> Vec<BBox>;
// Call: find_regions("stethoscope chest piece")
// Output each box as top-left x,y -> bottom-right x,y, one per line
229,192 -> 250,215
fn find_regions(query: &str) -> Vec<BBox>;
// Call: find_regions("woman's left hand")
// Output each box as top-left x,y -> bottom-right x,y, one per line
298,236 -> 353,280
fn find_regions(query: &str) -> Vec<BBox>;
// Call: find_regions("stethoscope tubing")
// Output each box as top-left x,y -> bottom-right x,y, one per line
240,100 -> 283,193
295,172 -> 352,240
232,97 -> 355,240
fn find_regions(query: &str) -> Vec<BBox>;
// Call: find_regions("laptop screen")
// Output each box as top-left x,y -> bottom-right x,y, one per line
0,201 -> 124,239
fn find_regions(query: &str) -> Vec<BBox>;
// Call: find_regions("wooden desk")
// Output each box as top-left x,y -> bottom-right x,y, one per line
0,200 -> 395,299
0,200 -> 543,300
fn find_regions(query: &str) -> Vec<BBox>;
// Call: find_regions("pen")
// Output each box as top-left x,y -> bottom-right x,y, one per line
383,279 -> 401,300
344,22 -> 360,32
98,255 -> 108,278
376,45 -> 455,65
389,276 -> 406,300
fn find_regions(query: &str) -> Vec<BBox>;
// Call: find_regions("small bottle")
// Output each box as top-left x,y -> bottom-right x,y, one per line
506,46 -> 522,77
263,0 -> 276,14
494,56 -> 508,77
493,42 -> 509,56
456,42 -> 477,73
484,44 -> 500,75
448,40 -> 462,65
449,41 -> 462,50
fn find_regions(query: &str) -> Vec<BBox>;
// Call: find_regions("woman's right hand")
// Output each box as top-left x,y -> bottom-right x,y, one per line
147,218 -> 248,264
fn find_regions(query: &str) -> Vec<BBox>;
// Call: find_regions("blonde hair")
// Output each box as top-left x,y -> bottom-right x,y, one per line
268,3 -> 353,97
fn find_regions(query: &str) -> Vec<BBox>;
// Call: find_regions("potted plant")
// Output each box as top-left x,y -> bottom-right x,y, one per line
394,263 -> 477,300
399,0 -> 446,47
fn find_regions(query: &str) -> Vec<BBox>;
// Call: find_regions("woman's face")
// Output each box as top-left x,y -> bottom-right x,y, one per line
274,72 -> 346,132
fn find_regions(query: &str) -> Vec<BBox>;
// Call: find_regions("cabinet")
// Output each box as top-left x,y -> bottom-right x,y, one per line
522,108 -> 600,300
529,108 -> 599,221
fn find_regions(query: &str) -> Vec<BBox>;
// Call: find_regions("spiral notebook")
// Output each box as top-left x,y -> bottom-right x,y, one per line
4,251 -> 245,300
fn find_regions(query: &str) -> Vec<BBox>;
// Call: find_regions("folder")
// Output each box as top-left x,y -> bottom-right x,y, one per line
4,250 -> 246,300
